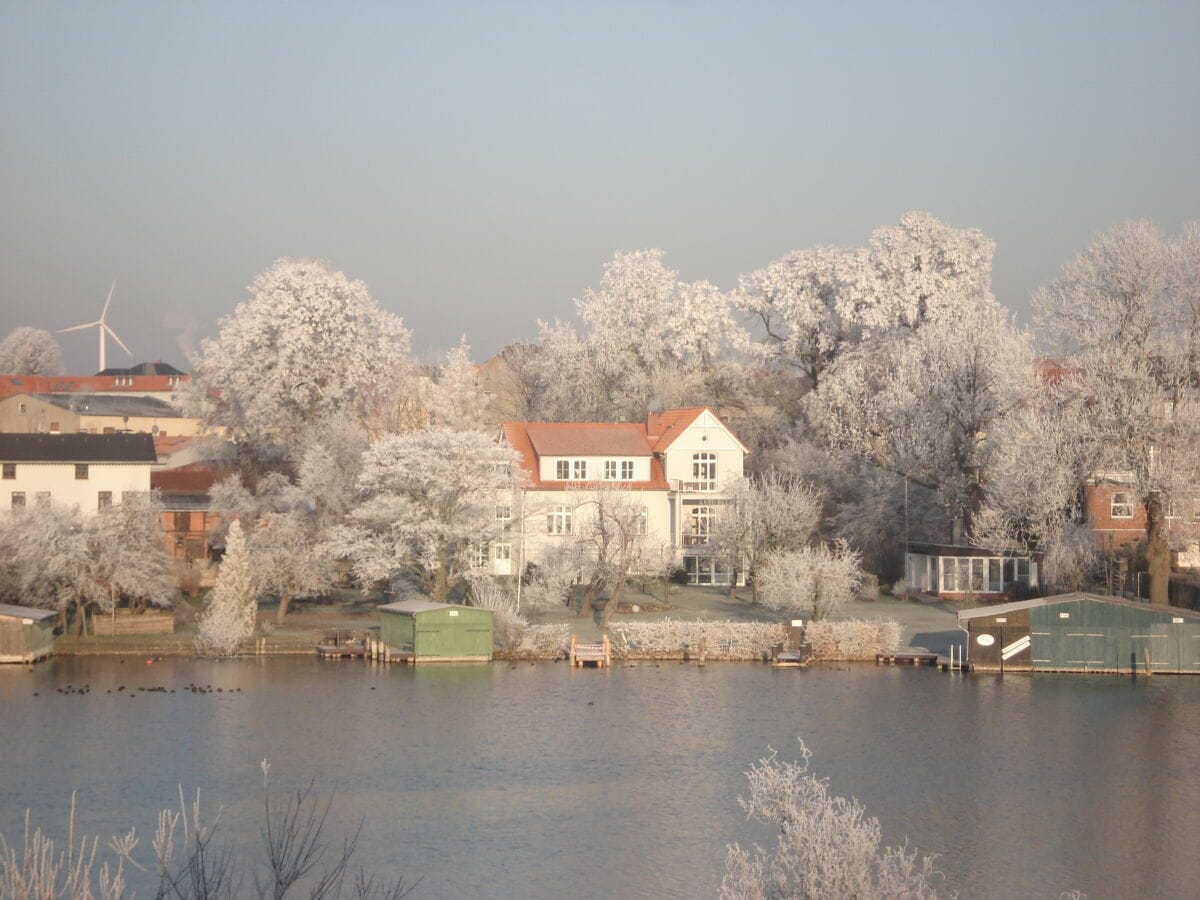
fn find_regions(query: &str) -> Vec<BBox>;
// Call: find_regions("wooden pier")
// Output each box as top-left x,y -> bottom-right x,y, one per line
875,651 -> 940,667
569,635 -> 611,668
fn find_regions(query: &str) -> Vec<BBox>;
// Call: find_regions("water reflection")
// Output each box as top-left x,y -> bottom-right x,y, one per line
2,659 -> 1199,898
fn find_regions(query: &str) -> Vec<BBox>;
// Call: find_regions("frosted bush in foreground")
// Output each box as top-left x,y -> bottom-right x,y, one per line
468,575 -> 527,652
806,620 -> 900,660
722,740 -> 942,899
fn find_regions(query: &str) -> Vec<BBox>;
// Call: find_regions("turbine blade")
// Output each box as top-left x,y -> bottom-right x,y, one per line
100,281 -> 116,321
104,323 -> 132,357
58,321 -> 102,334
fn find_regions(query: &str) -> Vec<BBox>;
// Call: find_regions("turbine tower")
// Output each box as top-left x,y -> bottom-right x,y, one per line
58,282 -> 132,373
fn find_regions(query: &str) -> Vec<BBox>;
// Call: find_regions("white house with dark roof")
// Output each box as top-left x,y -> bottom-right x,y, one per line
499,407 -> 748,585
0,433 -> 156,515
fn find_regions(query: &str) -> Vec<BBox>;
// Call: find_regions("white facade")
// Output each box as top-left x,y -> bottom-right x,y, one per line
2,460 -> 153,515
498,408 -> 748,585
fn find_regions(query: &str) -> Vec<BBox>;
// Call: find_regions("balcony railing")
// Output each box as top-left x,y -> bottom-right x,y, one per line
682,533 -> 710,546
672,479 -> 717,493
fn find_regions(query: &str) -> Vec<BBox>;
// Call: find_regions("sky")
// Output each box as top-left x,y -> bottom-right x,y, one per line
1,1 -> 1198,374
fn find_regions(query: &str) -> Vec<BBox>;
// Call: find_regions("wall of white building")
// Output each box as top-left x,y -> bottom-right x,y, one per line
1,462 -> 153,515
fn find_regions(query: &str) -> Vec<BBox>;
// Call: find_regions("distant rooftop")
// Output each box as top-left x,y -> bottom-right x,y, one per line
0,432 -> 157,463
96,361 -> 187,377
35,393 -> 182,419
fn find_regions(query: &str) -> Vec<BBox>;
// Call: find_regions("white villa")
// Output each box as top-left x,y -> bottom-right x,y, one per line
497,407 -> 748,585
0,433 -> 156,515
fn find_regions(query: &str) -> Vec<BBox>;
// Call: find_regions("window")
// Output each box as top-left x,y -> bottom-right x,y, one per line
547,506 -> 572,535
685,555 -> 733,586
2,464 -> 14,479
98,491 -> 112,510
494,542 -> 512,561
469,543 -> 489,569
49,422 -> 60,434
1110,491 -> 1133,519
75,464 -> 89,480
692,452 -> 717,489
17,402 -> 26,414
35,492 -> 50,507
604,459 -> 635,480
687,505 -> 715,545
495,504 -> 512,523
174,511 -> 191,533
11,491 -> 25,509
555,459 -> 587,480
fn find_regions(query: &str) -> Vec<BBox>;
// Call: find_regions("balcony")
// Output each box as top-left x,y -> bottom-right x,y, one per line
672,479 -> 717,493
682,533 -> 711,547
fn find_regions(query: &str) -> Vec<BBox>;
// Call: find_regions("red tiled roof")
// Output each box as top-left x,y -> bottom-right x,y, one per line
645,407 -> 707,452
525,422 -> 652,457
151,462 -> 234,493
153,435 -> 195,456
501,422 -> 669,491
0,374 -> 187,399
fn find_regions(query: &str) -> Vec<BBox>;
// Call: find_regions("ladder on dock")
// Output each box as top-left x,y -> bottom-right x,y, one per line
569,635 -> 611,668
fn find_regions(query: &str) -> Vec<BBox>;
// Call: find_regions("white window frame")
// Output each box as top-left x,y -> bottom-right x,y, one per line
1110,491 -> 1134,519
604,460 -> 617,480
556,460 -> 570,479
494,542 -> 512,561
495,504 -> 512,523
692,452 -> 717,490
621,460 -> 635,480
573,459 -> 587,480
547,506 -> 572,535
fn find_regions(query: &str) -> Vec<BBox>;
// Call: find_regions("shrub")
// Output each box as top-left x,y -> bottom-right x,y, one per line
609,619 -> 783,659
805,619 -> 900,660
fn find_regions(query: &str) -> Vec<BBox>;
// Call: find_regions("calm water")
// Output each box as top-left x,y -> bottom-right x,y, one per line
3,658 -> 1199,899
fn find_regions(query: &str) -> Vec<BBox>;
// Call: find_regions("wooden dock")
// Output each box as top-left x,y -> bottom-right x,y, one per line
875,651 -> 940,667
772,650 -> 808,669
569,635 -> 611,668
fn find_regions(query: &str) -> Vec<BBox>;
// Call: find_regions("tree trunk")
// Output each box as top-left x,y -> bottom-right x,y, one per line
1145,491 -> 1171,606
275,593 -> 294,624
600,576 -> 627,629
433,551 -> 450,604
727,568 -> 738,600
578,575 -> 601,619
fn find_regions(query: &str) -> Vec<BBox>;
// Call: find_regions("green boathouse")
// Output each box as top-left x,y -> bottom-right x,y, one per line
378,598 -> 493,663
959,592 -> 1200,674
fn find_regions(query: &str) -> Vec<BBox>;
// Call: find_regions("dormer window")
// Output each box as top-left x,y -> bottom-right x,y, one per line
603,459 -> 636,481
555,459 -> 588,481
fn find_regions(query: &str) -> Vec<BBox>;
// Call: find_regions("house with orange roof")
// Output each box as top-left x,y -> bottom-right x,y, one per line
497,407 -> 748,585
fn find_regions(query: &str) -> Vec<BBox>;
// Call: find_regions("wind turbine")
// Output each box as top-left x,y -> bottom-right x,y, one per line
58,281 -> 133,373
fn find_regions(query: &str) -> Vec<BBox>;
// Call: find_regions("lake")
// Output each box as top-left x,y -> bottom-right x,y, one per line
3,657 -> 1199,898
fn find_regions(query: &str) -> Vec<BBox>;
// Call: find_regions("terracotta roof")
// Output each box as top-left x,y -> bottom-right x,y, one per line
151,462 -> 234,493
501,422 -> 669,491
525,422 -> 652,457
645,407 -> 707,452
0,374 -> 187,399
154,435 -> 195,456
0,433 -> 157,463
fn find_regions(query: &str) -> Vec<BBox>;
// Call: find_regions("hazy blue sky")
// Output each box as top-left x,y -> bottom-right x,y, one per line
2,1 -> 1198,373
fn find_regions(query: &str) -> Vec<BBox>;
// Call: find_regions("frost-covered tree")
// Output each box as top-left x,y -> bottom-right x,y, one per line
0,504 -> 86,614
0,327 -> 64,375
522,544 -> 581,612
810,300 -> 1034,535
196,521 -> 258,655
536,250 -> 747,421
710,471 -> 823,602
569,487 -> 657,627
1035,219 -> 1200,604
186,258 -> 413,480
330,429 -> 521,603
756,542 -> 864,621
428,338 -> 490,431
738,246 -> 875,389
78,493 -> 177,626
209,470 -> 335,623
722,740 -> 942,899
